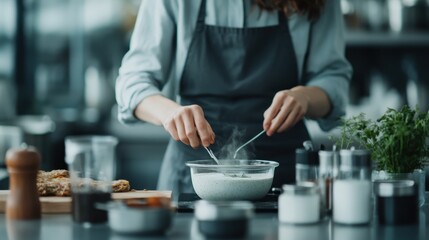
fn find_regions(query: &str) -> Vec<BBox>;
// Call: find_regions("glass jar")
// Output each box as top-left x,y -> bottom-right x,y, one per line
374,180 -> 418,225
372,169 -> 425,207
295,148 -> 319,183
333,149 -> 372,224
279,183 -> 320,224
194,200 -> 254,238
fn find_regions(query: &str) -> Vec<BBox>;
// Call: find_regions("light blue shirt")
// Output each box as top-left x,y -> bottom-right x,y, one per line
116,0 -> 352,131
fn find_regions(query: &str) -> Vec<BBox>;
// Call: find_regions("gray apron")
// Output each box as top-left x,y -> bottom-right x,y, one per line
157,0 -> 310,199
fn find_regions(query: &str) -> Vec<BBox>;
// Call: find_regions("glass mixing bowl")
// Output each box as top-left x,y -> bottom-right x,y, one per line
186,160 -> 279,201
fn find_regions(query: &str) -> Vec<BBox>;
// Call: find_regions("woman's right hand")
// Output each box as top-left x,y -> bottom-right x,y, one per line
162,104 -> 215,148
134,95 -> 215,148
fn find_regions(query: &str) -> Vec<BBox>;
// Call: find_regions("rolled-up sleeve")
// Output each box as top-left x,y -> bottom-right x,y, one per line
115,0 -> 177,124
305,0 -> 352,131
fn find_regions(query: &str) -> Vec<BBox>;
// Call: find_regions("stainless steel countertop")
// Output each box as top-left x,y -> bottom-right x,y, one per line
0,197 -> 428,240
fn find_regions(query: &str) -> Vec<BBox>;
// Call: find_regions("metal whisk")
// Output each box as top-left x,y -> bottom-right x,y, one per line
233,130 -> 266,159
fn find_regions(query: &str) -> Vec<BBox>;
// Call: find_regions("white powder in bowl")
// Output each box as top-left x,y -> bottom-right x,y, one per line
191,172 -> 273,201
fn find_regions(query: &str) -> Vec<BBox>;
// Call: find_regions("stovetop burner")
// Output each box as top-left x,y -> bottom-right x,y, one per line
177,192 -> 279,213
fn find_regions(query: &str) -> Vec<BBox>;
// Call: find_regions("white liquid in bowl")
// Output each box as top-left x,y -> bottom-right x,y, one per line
191,172 -> 273,200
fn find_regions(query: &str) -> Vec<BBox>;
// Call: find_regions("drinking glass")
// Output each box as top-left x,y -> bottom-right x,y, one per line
65,135 -> 118,225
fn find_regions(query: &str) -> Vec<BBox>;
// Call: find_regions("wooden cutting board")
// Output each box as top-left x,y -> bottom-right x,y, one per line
0,190 -> 171,214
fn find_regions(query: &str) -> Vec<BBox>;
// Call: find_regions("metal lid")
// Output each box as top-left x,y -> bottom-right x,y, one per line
295,149 -> 319,166
339,149 -> 371,169
194,200 -> 254,221
375,180 -> 416,197
282,182 -> 319,195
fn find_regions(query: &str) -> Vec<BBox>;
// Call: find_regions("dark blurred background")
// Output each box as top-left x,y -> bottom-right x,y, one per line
0,0 -> 428,190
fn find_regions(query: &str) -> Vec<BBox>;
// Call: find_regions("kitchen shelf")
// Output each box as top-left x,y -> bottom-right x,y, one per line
345,30 -> 429,47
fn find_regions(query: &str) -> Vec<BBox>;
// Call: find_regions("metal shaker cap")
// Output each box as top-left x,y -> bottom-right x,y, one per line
296,148 -> 319,166
374,180 -> 416,197
339,149 -> 371,170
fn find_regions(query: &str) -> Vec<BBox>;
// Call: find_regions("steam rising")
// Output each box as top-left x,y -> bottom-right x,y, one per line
218,127 -> 255,160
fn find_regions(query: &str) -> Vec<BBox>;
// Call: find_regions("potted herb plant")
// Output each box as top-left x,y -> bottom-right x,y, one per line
334,105 -> 429,206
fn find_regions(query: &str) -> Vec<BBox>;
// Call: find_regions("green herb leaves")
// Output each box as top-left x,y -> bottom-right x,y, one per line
335,105 -> 429,173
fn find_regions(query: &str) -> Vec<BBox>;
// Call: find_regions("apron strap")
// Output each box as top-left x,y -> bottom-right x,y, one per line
196,0 -> 206,30
278,11 -> 287,28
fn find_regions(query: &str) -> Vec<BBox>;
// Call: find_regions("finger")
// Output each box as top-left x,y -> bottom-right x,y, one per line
267,104 -> 292,136
175,116 -> 190,146
182,109 -> 200,148
263,92 -> 287,130
191,106 -> 212,147
263,109 -> 271,131
205,121 -> 216,144
278,106 -> 301,133
263,103 -> 281,131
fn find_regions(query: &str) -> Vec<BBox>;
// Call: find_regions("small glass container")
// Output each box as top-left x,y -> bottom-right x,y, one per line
279,183 -> 320,224
194,200 -> 253,238
318,150 -> 336,215
333,149 -> 371,224
97,198 -> 172,235
374,180 -> 418,225
295,149 -> 319,183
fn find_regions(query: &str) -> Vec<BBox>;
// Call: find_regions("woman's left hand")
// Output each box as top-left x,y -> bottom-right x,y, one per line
263,88 -> 310,136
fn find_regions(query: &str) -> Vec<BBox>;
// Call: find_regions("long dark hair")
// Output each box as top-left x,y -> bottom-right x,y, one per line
254,0 -> 326,20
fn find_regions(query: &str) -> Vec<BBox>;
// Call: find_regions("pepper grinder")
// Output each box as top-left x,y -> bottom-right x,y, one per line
5,145 -> 41,220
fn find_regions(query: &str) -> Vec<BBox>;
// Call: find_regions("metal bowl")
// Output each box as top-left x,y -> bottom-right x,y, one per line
186,160 -> 279,201
97,200 -> 173,235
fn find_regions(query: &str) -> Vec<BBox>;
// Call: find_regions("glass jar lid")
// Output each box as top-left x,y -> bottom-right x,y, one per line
282,182 -> 319,195
339,149 -> 371,169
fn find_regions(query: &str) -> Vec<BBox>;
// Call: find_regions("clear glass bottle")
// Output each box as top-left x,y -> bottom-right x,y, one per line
295,148 -> 319,183
333,149 -> 372,224
318,150 -> 337,215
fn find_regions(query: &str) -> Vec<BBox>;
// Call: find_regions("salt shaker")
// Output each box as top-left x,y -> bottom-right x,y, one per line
6,145 -> 41,220
295,148 -> 319,183
333,149 -> 371,224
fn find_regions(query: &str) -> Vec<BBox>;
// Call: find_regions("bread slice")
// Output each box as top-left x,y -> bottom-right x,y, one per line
37,170 -> 131,196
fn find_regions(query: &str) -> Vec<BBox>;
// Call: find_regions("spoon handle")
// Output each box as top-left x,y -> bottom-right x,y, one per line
204,147 -> 220,164
233,130 -> 266,159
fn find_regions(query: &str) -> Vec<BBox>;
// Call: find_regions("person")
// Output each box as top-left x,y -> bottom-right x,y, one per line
116,0 -> 352,198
